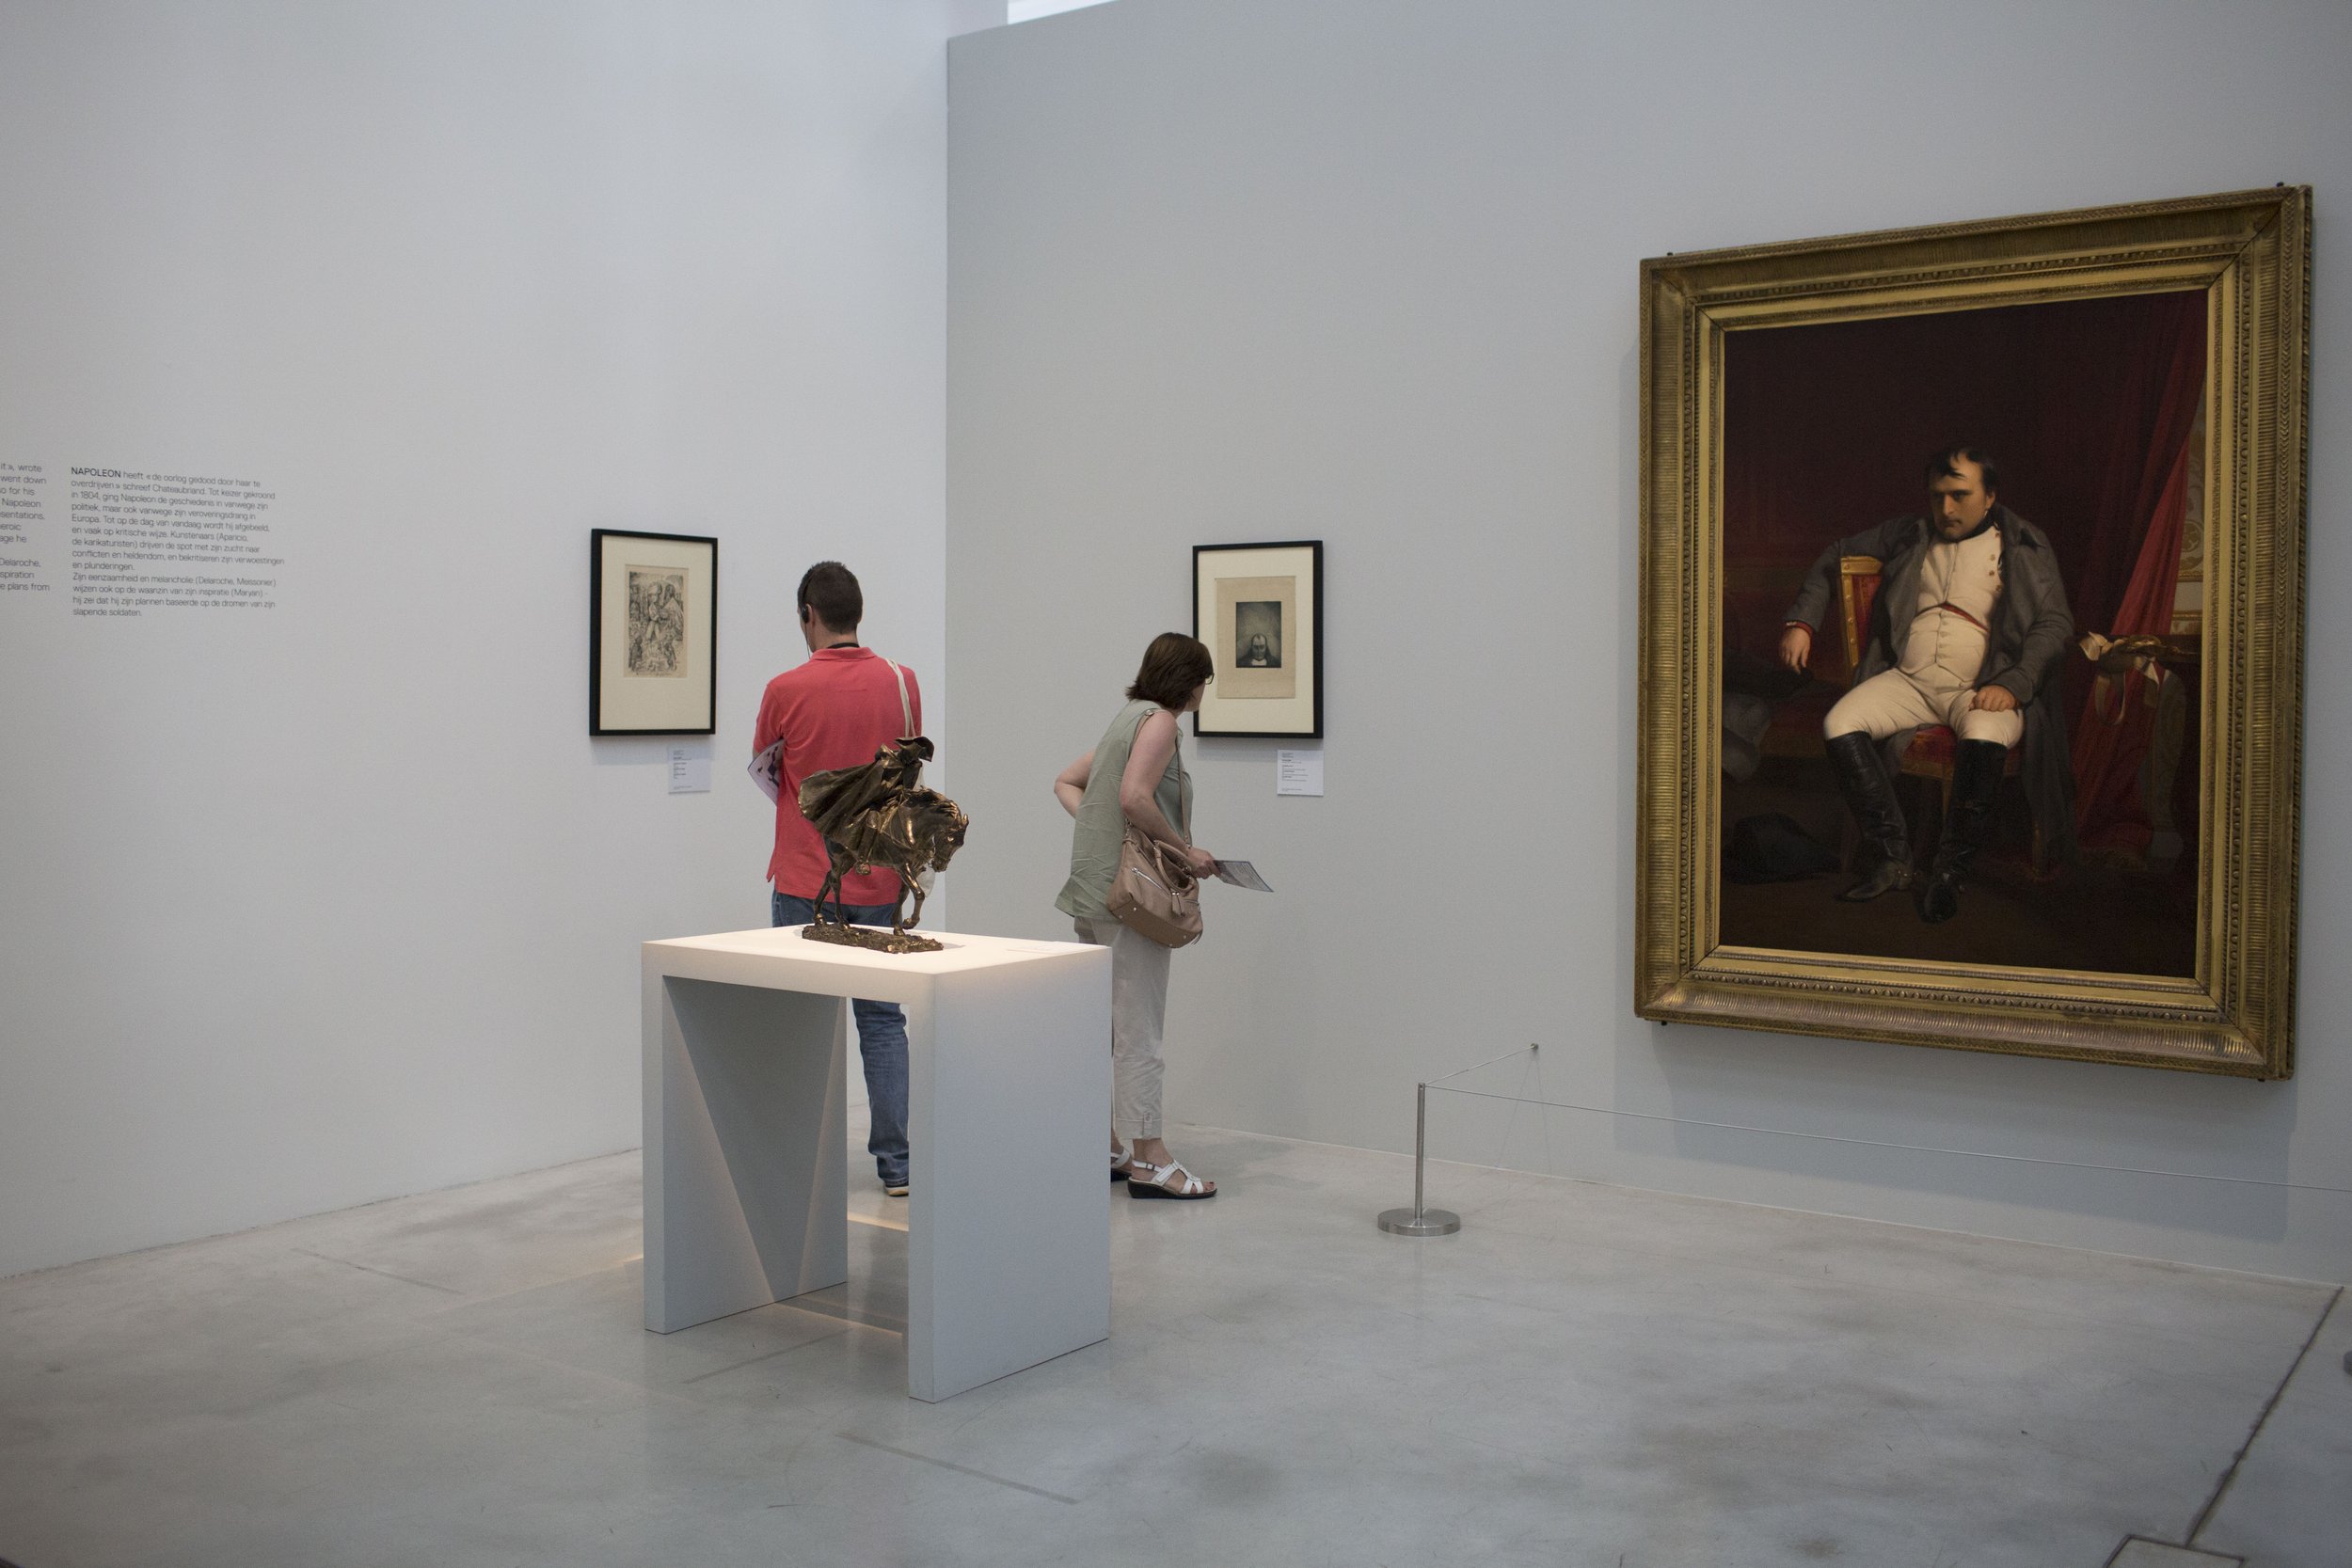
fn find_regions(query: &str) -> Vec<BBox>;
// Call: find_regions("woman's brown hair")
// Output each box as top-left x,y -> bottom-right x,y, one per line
1125,632 -> 1215,710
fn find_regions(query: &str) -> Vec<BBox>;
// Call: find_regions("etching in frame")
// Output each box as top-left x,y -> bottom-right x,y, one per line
1636,188 -> 2308,1077
1193,540 -> 1323,738
590,528 -> 718,736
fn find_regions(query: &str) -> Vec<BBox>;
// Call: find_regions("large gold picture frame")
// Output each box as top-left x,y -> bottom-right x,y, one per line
1636,188 -> 2309,1077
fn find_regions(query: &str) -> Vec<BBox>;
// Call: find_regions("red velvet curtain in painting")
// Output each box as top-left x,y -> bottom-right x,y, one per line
1722,290 -> 2209,858
2065,306 -> 2206,854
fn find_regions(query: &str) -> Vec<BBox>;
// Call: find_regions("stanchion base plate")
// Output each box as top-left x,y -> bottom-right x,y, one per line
1377,1208 -> 1461,1236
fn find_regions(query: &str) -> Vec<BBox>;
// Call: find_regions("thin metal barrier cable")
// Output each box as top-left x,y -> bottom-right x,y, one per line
1423,1043 -> 1543,1086
1422,1083 -> 2352,1196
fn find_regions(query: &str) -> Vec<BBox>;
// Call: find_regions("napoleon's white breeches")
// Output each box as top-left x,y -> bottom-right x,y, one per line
1824,667 -> 2023,748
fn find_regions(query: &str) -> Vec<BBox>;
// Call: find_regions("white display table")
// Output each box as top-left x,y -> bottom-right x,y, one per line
642,925 -> 1111,1402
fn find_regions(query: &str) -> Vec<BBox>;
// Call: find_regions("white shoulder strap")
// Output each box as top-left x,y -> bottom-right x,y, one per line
880,657 -> 914,736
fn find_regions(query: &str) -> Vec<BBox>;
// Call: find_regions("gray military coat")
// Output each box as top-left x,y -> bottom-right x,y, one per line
1784,504 -> 2077,863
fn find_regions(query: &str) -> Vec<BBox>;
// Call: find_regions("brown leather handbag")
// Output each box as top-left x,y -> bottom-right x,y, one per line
1106,827 -> 1203,947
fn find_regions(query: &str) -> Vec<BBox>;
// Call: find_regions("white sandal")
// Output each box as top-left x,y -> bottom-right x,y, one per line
1125,1157 -> 1215,1200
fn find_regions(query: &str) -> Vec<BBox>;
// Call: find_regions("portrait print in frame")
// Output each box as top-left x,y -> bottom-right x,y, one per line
1637,188 -> 2309,1077
1194,540 -> 1323,738
591,528 -> 718,736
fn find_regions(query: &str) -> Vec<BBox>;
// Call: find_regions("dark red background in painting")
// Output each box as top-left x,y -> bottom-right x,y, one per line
1721,290 -> 2207,670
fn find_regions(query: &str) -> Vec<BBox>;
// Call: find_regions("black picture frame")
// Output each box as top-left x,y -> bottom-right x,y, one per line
590,528 -> 718,736
1192,539 -> 1323,738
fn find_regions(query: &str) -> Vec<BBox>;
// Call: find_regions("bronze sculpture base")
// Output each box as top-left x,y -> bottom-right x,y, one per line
801,921 -> 943,956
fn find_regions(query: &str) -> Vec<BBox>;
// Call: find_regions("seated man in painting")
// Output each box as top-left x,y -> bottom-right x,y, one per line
1777,447 -> 2076,923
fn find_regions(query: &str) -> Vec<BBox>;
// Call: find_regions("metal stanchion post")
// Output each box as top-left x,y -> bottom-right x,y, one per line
1378,1081 -> 1461,1236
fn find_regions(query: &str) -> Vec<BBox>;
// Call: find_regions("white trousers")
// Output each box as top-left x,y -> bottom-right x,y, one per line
1824,667 -> 2023,749
1073,916 -> 1170,1141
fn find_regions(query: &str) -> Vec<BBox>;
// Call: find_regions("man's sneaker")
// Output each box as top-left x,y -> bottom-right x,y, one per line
883,1178 -> 909,1197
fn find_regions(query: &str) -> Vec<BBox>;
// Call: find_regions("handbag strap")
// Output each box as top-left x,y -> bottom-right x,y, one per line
880,657 -> 914,736
1136,699 -> 1191,841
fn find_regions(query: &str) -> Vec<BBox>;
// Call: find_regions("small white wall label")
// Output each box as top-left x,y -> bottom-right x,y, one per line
1276,747 -> 1323,797
668,744 -> 712,794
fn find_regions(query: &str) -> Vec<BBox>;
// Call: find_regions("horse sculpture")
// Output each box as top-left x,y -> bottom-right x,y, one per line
796,736 -> 968,954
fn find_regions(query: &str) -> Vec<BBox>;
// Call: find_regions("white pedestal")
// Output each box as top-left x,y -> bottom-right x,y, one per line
642,925 -> 1112,1402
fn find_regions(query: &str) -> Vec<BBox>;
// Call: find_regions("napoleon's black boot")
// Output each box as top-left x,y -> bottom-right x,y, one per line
1825,732 -> 1912,901
1917,738 -> 2008,924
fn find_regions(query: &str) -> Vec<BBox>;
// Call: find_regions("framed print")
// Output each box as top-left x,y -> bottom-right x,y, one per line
1636,187 -> 2309,1077
1194,540 -> 1322,738
590,529 -> 717,736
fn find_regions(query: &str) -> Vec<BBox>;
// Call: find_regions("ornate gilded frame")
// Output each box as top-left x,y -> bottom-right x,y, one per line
1636,188 -> 2310,1077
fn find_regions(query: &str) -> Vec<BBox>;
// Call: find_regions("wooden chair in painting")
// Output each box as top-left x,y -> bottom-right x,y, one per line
1836,556 -> 2043,873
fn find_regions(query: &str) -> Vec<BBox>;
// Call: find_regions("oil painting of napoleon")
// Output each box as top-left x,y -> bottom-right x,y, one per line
1717,291 -> 2208,978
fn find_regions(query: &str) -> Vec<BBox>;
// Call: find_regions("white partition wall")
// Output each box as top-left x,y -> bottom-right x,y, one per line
944,0 -> 2352,1279
0,0 -> 994,1278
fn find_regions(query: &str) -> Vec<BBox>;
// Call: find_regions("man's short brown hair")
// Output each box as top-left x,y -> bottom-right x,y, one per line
1125,632 -> 1215,709
797,562 -> 862,631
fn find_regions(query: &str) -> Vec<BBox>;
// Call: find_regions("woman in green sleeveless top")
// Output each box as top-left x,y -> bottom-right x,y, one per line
1053,633 -> 1220,1199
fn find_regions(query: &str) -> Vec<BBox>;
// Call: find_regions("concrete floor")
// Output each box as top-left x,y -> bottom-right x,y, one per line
1,1121 -> 2344,1568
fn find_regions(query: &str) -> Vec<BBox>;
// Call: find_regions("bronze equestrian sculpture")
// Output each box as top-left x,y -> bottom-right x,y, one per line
796,736 -> 968,954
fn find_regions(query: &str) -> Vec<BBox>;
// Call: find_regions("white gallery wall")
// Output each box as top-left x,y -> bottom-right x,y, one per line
0,0 -> 991,1277
946,0 -> 2352,1279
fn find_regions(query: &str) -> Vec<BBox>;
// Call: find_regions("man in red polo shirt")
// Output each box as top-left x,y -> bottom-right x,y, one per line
755,562 -> 923,1196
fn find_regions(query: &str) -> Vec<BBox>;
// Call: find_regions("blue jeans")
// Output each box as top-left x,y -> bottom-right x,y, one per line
772,891 -> 910,1186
